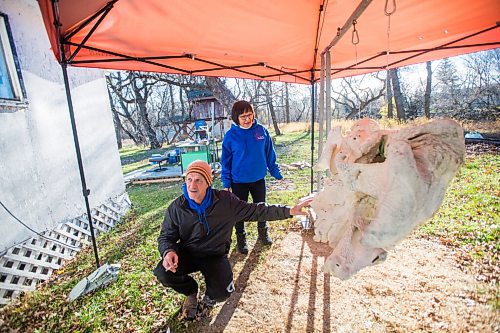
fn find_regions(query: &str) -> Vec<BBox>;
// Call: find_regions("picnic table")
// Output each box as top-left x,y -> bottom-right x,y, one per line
148,154 -> 169,171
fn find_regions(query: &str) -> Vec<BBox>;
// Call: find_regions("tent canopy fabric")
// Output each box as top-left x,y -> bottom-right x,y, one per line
38,0 -> 499,84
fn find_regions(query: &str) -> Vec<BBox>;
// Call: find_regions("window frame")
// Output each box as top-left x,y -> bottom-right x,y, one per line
0,12 -> 27,111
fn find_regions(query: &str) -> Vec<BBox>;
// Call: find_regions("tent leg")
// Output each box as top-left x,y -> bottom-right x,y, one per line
310,73 -> 315,193
60,63 -> 100,269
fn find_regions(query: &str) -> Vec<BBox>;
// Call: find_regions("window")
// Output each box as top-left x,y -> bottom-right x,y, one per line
0,13 -> 26,106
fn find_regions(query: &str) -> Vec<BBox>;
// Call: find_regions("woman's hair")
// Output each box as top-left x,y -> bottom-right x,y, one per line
231,100 -> 254,125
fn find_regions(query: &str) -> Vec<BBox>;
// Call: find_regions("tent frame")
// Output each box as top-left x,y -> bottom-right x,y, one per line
48,0 -> 500,268
55,1 -> 499,83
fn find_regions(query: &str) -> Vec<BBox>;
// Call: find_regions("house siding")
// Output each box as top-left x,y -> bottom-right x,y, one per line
0,0 -> 129,304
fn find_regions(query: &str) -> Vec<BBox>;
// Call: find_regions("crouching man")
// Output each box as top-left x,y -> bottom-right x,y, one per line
153,160 -> 311,320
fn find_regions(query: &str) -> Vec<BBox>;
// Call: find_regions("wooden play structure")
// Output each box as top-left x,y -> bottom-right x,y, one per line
160,90 -> 228,144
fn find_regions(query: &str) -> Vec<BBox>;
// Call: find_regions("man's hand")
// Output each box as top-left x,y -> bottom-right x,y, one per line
289,198 -> 313,216
163,251 -> 178,273
223,188 -> 231,192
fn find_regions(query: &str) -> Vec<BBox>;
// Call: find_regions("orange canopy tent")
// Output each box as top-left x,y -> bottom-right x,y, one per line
38,0 -> 499,84
36,0 -> 499,268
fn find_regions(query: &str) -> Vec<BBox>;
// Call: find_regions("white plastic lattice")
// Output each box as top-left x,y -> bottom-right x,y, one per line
0,193 -> 131,305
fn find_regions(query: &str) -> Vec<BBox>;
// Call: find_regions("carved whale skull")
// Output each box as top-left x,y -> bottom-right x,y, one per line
311,118 -> 465,279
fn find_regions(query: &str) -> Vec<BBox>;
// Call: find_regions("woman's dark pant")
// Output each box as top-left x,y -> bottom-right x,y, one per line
153,251 -> 234,302
231,178 -> 267,233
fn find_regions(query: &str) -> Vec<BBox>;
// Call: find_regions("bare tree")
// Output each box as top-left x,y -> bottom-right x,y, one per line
106,72 -> 147,145
435,58 -> 461,116
107,72 -> 223,147
389,68 -> 406,121
107,83 -> 123,148
332,73 -> 386,119
284,83 -> 290,123
386,71 -> 393,118
461,49 -> 500,116
424,61 -> 432,118
293,96 -> 311,121
179,85 -> 186,118
262,82 -> 281,135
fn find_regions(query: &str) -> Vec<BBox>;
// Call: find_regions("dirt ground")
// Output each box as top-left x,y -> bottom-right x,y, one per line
182,231 -> 497,333
165,141 -> 498,333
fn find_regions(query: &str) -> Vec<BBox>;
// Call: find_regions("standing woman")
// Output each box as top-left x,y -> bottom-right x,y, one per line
221,100 -> 283,254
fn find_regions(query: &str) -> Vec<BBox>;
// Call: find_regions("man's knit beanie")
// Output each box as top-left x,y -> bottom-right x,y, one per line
186,160 -> 212,186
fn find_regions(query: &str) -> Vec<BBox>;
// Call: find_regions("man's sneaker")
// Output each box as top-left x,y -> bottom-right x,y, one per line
196,295 -> 216,319
201,295 -> 216,307
179,293 -> 198,321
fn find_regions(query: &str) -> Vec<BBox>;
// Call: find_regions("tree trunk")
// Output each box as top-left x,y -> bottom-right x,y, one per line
169,84 -> 175,112
285,83 -> 290,123
389,68 -> 406,121
265,82 -> 281,135
106,72 -> 146,144
424,61 -> 432,118
267,102 -> 281,135
106,85 -> 123,149
111,103 -> 123,149
132,77 -> 161,149
138,98 -> 161,149
179,86 -> 186,118
386,71 -> 393,118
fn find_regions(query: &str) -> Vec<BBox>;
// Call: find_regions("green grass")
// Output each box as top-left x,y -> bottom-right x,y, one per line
0,129 -> 498,331
417,154 -> 499,252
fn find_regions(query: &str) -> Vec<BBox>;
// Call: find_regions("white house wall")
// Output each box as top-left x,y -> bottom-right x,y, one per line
0,0 -> 126,252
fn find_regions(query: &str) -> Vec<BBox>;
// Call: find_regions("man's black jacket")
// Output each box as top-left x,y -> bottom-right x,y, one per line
158,189 -> 291,258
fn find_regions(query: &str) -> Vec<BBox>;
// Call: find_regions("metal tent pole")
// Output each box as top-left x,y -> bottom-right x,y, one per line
211,101 -> 216,163
60,63 -> 100,269
52,0 -> 100,269
310,70 -> 316,193
316,53 -> 325,192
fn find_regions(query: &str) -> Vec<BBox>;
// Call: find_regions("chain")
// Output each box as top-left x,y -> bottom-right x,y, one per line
385,0 -> 397,110
352,19 -> 359,66
384,0 -> 397,70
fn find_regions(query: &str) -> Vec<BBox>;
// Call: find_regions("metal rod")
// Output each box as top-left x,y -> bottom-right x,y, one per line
260,64 -> 310,82
68,2 -> 115,62
388,42 -> 500,54
329,26 -> 500,77
65,42 -> 191,74
316,54 -> 325,192
191,63 -> 263,73
310,70 -> 316,193
325,50 -> 332,178
190,57 -> 265,79
388,25 -> 500,68
325,51 -> 332,134
324,0 -> 373,52
64,0 -> 118,41
71,54 -> 189,64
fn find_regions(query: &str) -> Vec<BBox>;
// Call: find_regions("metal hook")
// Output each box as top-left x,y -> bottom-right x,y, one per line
352,30 -> 359,45
385,0 -> 396,16
352,20 -> 359,45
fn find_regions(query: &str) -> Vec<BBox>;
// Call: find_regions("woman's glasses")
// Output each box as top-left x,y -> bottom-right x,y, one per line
238,113 -> 253,121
